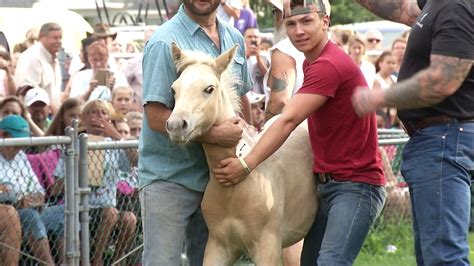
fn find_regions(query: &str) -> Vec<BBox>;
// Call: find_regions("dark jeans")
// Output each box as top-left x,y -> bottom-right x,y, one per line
301,180 -> 386,265
401,122 -> 473,265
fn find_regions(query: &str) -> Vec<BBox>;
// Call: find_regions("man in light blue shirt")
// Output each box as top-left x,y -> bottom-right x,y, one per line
139,1 -> 251,265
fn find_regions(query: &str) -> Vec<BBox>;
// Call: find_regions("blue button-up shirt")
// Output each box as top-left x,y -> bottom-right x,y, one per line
139,5 -> 251,191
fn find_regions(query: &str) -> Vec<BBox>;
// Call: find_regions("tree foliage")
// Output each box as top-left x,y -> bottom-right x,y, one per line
250,0 -> 381,29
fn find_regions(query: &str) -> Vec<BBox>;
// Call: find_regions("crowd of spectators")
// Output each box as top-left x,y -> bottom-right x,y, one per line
0,19 -> 145,264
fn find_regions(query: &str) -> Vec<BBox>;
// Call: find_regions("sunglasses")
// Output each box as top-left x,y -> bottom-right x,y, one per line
367,38 -> 381,43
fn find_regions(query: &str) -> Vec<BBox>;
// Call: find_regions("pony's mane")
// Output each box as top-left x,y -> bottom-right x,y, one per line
175,50 -> 242,113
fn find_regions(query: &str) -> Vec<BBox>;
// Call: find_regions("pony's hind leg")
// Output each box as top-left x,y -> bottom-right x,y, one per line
203,237 -> 240,266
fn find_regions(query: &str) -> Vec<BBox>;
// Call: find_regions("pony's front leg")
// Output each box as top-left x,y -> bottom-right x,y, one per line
203,236 -> 240,266
251,233 -> 282,266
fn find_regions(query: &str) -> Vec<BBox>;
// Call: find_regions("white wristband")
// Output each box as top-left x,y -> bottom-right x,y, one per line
238,157 -> 251,175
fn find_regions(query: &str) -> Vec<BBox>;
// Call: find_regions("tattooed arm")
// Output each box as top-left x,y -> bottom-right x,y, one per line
354,0 -> 421,26
265,50 -> 297,121
385,55 -> 472,109
352,54 -> 473,116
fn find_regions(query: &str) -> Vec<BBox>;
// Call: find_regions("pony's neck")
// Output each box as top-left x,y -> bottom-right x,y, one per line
203,87 -> 253,175
203,124 -> 256,180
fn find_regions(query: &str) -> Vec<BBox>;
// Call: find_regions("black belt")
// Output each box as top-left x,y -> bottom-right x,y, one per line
315,173 -> 333,184
402,115 -> 474,137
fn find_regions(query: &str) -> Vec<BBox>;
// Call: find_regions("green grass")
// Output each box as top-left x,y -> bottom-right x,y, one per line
232,216 -> 474,266
355,216 -> 474,266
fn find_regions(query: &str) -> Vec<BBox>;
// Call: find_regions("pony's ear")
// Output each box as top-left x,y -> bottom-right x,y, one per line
171,42 -> 183,64
215,44 -> 238,75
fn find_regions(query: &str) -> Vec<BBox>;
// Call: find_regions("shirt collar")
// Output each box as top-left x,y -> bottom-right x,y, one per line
39,42 -> 56,62
177,4 -> 221,37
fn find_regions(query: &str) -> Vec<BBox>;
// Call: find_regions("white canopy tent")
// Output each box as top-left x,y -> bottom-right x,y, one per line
0,7 -> 93,54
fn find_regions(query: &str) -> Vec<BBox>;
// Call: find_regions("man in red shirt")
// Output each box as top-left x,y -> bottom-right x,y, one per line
213,0 -> 386,264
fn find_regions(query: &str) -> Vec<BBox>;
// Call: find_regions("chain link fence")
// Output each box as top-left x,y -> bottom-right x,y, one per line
378,129 -> 411,222
0,128 -> 412,265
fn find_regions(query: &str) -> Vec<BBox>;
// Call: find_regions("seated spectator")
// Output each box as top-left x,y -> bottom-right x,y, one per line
329,25 -> 354,53
111,86 -> 133,117
244,27 -> 270,95
1,95 -> 45,136
391,37 -> 407,77
122,29 -> 155,112
24,87 -> 51,133
15,23 -> 63,114
54,100 -> 137,264
45,98 -> 83,136
0,51 -> 16,99
0,31 -> 10,53
0,204 -> 21,265
69,42 -> 128,102
115,119 -> 131,139
234,0 -> 257,35
86,23 -> 117,55
12,28 -> 38,54
259,38 -> 273,52
67,36 -> 100,77
348,34 -> 376,89
364,28 -> 384,64
125,111 -> 142,139
0,115 -> 65,265
86,23 -> 120,70
373,51 -> 398,128
247,91 -> 265,133
217,0 -> 243,25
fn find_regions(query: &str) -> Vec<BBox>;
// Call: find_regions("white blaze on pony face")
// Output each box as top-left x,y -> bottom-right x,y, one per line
168,64 -> 221,143
166,42 -> 238,144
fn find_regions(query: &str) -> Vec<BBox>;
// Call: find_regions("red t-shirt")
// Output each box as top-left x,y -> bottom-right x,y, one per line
297,42 -> 385,186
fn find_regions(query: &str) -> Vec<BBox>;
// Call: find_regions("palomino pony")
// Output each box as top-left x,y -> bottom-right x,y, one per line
166,43 -> 318,265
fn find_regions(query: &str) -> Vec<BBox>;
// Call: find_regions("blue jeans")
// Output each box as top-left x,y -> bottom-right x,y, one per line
18,205 -> 65,241
401,122 -> 473,265
18,208 -> 47,241
301,180 -> 386,266
140,180 -> 208,266
40,205 -> 65,237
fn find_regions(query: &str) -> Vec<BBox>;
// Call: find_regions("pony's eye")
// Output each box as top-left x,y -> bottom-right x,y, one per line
204,85 -> 214,94
170,87 -> 176,95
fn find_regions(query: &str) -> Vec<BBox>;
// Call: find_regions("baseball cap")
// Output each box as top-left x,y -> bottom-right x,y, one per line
247,91 -> 266,105
282,0 -> 331,18
0,115 -> 31,138
24,87 -> 50,107
269,0 -> 284,11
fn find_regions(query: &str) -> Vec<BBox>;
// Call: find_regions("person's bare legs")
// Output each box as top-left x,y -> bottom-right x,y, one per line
92,207 -> 118,266
283,240 -> 304,266
111,211 -> 137,264
56,238 -> 65,264
0,205 -> 21,265
28,237 -> 54,265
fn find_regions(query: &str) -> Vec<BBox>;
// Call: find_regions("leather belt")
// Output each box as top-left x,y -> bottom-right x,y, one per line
315,173 -> 333,184
402,115 -> 474,137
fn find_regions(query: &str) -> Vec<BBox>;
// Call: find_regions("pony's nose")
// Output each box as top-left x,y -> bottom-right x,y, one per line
166,118 -> 188,132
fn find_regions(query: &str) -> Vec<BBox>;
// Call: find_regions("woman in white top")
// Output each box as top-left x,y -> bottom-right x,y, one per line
69,41 -> 128,102
374,51 -> 397,90
348,34 -> 376,89
373,51 -> 399,128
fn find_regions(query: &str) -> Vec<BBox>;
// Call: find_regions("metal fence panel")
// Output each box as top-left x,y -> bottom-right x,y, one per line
0,132 -> 410,265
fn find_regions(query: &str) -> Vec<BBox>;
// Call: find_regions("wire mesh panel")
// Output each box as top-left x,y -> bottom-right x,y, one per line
379,143 -> 411,222
0,132 -> 418,265
0,144 -> 67,265
73,137 -> 139,266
